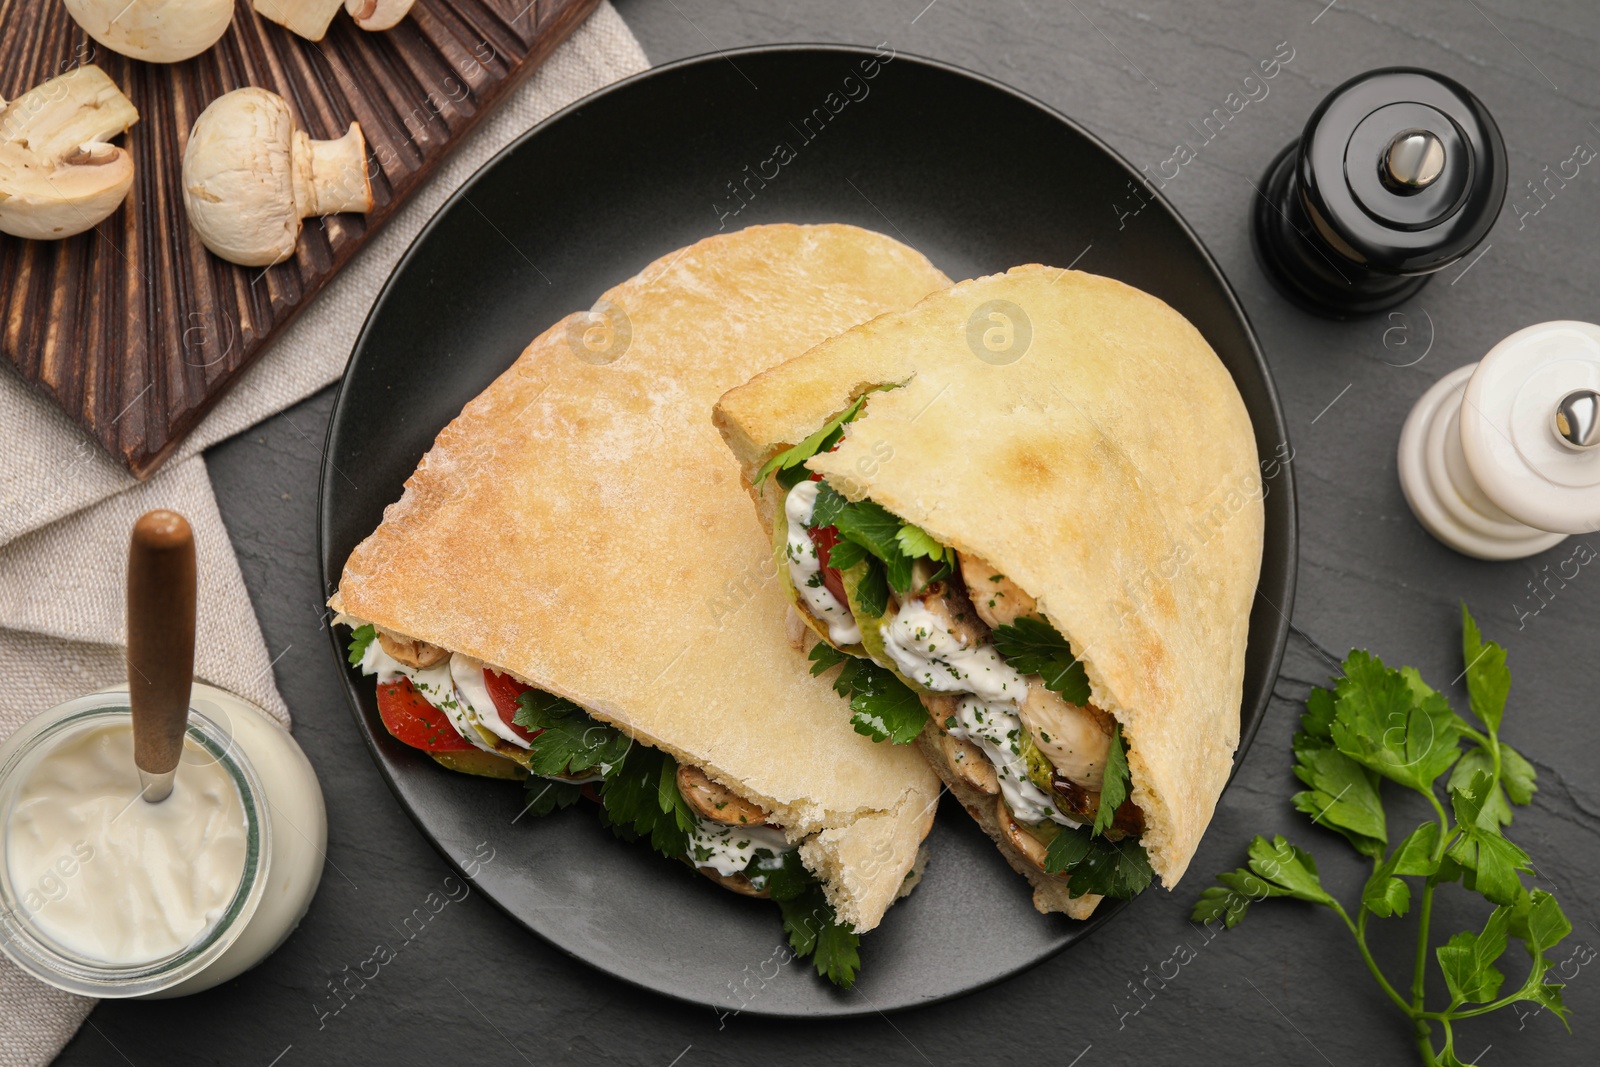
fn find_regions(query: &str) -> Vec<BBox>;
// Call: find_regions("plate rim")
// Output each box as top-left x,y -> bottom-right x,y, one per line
316,41 -> 1297,1018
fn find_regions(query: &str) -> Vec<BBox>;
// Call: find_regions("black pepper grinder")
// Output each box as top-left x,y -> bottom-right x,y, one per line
1251,67 -> 1507,318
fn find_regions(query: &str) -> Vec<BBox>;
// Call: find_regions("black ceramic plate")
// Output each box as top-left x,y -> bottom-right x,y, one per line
318,44 -> 1297,1018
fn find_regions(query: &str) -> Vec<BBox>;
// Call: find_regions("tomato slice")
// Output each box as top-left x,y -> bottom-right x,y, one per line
481,668 -> 541,743
376,677 -> 475,752
806,524 -> 852,608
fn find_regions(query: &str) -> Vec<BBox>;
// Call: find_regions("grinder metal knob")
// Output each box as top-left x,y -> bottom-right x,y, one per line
1252,67 -> 1507,318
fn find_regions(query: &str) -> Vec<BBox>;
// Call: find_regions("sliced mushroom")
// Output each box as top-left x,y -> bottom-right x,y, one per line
253,0 -> 414,40
996,795 -> 1055,874
940,731 -> 999,795
0,66 -> 139,240
63,0 -> 234,63
914,572 -> 988,649
676,763 -> 769,826
182,87 -> 372,266
1018,683 -> 1114,790
695,867 -> 770,898
345,0 -> 415,30
958,552 -> 1041,629
377,630 -> 448,669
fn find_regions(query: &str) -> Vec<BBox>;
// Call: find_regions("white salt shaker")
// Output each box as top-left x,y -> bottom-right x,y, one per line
1398,320 -> 1600,559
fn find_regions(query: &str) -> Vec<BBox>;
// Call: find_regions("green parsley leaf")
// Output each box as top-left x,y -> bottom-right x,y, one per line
1093,723 -> 1130,836
597,746 -> 696,859
825,537 -> 868,572
520,778 -> 585,817
832,497 -> 915,592
513,691 -> 632,779
807,641 -> 848,676
808,480 -> 849,528
347,623 -> 376,666
748,847 -> 812,902
990,618 -> 1092,706
1510,888 -> 1571,956
1291,730 -> 1386,857
894,523 -> 946,562
1461,603 -> 1510,733
1191,869 -> 1273,928
1499,741 -> 1538,806
1328,650 -> 1461,793
1438,905 -> 1513,1004
852,558 -> 890,619
1360,823 -> 1438,919
1446,771 -> 1530,906
835,658 -> 927,744
773,880 -> 860,988
755,396 -> 868,488
1244,835 -> 1334,905
1043,825 -> 1154,899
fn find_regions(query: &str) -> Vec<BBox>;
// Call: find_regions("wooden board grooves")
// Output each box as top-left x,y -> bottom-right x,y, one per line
1,0 -> 598,477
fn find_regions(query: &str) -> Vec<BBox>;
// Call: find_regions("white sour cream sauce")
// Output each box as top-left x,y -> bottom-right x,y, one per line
5,722 -> 249,965
689,820 -> 794,877
880,600 -> 1076,828
947,697 -> 1078,828
450,654 -> 531,751
784,481 -> 862,646
880,600 -> 1027,702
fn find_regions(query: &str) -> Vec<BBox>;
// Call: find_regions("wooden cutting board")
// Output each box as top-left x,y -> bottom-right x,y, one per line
0,0 -> 599,478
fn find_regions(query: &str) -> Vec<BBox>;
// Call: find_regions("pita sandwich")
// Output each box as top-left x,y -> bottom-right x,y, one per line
331,224 -> 949,983
713,265 -> 1264,918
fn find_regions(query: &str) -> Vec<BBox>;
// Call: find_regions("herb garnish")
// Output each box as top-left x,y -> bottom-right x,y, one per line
1192,606 -> 1570,1066
755,395 -> 871,489
809,641 -> 927,744
513,690 -> 633,779
1043,823 -> 1154,899
347,623 -> 376,665
747,849 -> 861,987
1093,723 -> 1130,836
990,618 -> 1092,705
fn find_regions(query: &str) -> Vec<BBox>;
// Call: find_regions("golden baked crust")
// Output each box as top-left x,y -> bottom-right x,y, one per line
332,224 -> 951,931
714,265 -> 1264,891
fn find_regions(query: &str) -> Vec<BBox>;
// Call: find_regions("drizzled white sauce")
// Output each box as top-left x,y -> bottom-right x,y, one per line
450,654 -> 530,750
879,600 -> 1026,702
359,638 -> 497,754
784,481 -> 862,646
689,820 -> 794,877
946,697 -> 1078,828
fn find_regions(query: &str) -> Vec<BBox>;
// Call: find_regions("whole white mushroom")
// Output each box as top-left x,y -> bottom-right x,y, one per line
182,87 -> 373,267
253,0 -> 415,41
63,0 -> 235,64
0,65 -> 140,240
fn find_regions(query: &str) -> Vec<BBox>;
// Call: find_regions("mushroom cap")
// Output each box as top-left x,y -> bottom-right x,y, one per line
182,88 -> 299,267
63,0 -> 234,64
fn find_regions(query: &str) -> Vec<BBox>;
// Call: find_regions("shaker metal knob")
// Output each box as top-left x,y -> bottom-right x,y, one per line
1382,130 -> 1446,192
1251,67 -> 1507,318
1554,389 -> 1600,449
1398,322 -> 1600,560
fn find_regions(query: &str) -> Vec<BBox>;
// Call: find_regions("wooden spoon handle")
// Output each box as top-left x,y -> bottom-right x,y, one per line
127,510 -> 197,801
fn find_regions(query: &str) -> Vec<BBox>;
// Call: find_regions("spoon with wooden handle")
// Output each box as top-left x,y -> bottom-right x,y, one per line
127,510 -> 197,803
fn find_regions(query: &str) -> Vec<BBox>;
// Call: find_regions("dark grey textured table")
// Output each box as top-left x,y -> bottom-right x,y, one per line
58,2 -> 1600,1064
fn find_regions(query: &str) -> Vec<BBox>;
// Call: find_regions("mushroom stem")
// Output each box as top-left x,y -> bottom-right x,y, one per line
293,125 -> 372,217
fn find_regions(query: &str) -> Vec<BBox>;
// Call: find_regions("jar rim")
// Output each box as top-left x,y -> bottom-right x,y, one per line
0,693 -> 271,997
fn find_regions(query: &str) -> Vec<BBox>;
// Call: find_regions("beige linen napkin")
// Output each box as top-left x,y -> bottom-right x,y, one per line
0,7 -> 648,1064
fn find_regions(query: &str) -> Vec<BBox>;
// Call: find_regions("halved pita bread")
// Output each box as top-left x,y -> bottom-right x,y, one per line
714,265 -> 1264,912
332,224 -> 949,932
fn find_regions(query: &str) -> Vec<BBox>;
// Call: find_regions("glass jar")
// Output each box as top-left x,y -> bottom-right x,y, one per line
0,684 -> 325,998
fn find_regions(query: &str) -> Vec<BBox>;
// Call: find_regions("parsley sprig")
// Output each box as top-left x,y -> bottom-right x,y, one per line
755,395 -> 869,489
748,850 -> 861,987
1193,606 -> 1570,1066
513,690 -> 633,779
809,641 -> 927,744
347,623 -> 376,665
807,481 -> 949,601
1043,822 -> 1154,898
990,618 -> 1092,706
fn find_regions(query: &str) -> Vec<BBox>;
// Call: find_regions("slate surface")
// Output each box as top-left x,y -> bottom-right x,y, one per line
57,1 -> 1600,1064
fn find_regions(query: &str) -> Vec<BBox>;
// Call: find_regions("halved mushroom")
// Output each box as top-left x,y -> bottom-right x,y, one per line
182,87 -> 372,267
676,763 -> 770,826
0,66 -> 139,240
996,795 -> 1055,875
377,630 -> 448,669
253,0 -> 414,40
63,0 -> 234,63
